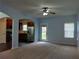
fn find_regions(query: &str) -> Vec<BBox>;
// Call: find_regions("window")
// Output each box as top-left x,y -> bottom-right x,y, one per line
23,24 -> 28,31
64,23 -> 74,38
41,25 -> 47,40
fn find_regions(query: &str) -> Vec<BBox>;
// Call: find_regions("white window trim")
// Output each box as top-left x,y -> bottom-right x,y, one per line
64,23 -> 74,38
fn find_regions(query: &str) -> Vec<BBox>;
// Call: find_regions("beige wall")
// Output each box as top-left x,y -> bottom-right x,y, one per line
0,18 -> 6,43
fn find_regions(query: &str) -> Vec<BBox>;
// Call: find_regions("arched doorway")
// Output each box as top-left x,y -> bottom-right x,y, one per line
0,17 -> 12,52
0,11 -> 13,52
19,19 -> 35,46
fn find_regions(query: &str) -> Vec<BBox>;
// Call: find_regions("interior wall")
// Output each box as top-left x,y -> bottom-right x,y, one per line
40,15 -> 77,45
77,15 -> 79,47
32,18 -> 40,42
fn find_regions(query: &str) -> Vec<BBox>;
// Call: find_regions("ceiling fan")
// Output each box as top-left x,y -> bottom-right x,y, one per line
41,7 -> 56,16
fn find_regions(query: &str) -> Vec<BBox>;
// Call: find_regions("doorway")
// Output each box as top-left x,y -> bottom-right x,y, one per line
41,25 -> 47,41
19,19 -> 35,46
0,17 -> 12,52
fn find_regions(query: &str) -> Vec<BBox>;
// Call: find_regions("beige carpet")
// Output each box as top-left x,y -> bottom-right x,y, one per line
0,42 -> 79,59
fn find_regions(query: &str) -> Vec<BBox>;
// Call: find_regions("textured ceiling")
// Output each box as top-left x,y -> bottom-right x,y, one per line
0,0 -> 79,17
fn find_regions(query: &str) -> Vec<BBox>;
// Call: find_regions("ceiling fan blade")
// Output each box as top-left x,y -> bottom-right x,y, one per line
50,12 -> 56,15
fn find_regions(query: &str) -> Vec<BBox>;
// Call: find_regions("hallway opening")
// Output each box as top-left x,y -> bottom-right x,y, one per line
19,19 -> 35,47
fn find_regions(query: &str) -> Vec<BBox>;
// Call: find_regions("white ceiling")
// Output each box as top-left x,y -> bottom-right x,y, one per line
0,0 -> 79,17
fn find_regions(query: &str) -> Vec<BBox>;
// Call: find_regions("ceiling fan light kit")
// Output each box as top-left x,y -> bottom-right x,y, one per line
43,12 -> 48,16
42,7 -> 56,16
